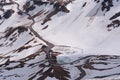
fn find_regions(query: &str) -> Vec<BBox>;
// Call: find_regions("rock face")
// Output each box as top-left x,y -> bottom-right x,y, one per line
0,0 -> 120,80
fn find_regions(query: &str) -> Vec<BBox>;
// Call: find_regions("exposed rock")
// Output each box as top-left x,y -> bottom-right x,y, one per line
3,9 -> 14,19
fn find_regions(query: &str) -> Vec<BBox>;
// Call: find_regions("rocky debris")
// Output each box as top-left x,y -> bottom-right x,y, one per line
42,25 -> 48,30
53,2 -> 69,12
0,26 -> 29,46
26,5 -> 36,13
23,1 -> 31,11
33,0 -> 48,6
41,2 -> 70,25
3,9 -> 14,19
4,27 -> 28,38
82,2 -> 87,8
101,0 -> 113,12
17,11 -> 23,15
107,19 -> 120,31
94,0 -> 114,12
94,0 -> 100,3
110,11 -> 120,20
41,10 -> 58,25
21,0 -> 71,25
28,10 -> 45,19
0,15 -> 2,19
15,45 -> 32,53
23,1 -> 36,13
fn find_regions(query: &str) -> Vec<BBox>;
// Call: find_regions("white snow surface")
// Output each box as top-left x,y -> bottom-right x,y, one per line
0,0 -> 120,80
33,0 -> 120,55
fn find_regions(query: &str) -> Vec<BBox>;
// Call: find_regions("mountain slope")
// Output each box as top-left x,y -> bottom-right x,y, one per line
0,0 -> 120,80
35,0 -> 120,55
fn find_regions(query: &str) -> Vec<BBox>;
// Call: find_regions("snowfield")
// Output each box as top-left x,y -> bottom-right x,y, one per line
0,0 -> 120,80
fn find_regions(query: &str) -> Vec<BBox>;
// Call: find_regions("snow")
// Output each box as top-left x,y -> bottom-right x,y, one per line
33,0 -> 120,55
0,0 -> 120,80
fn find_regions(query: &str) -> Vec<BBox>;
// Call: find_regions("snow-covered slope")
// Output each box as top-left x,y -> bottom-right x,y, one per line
0,0 -> 120,80
36,0 -> 120,55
